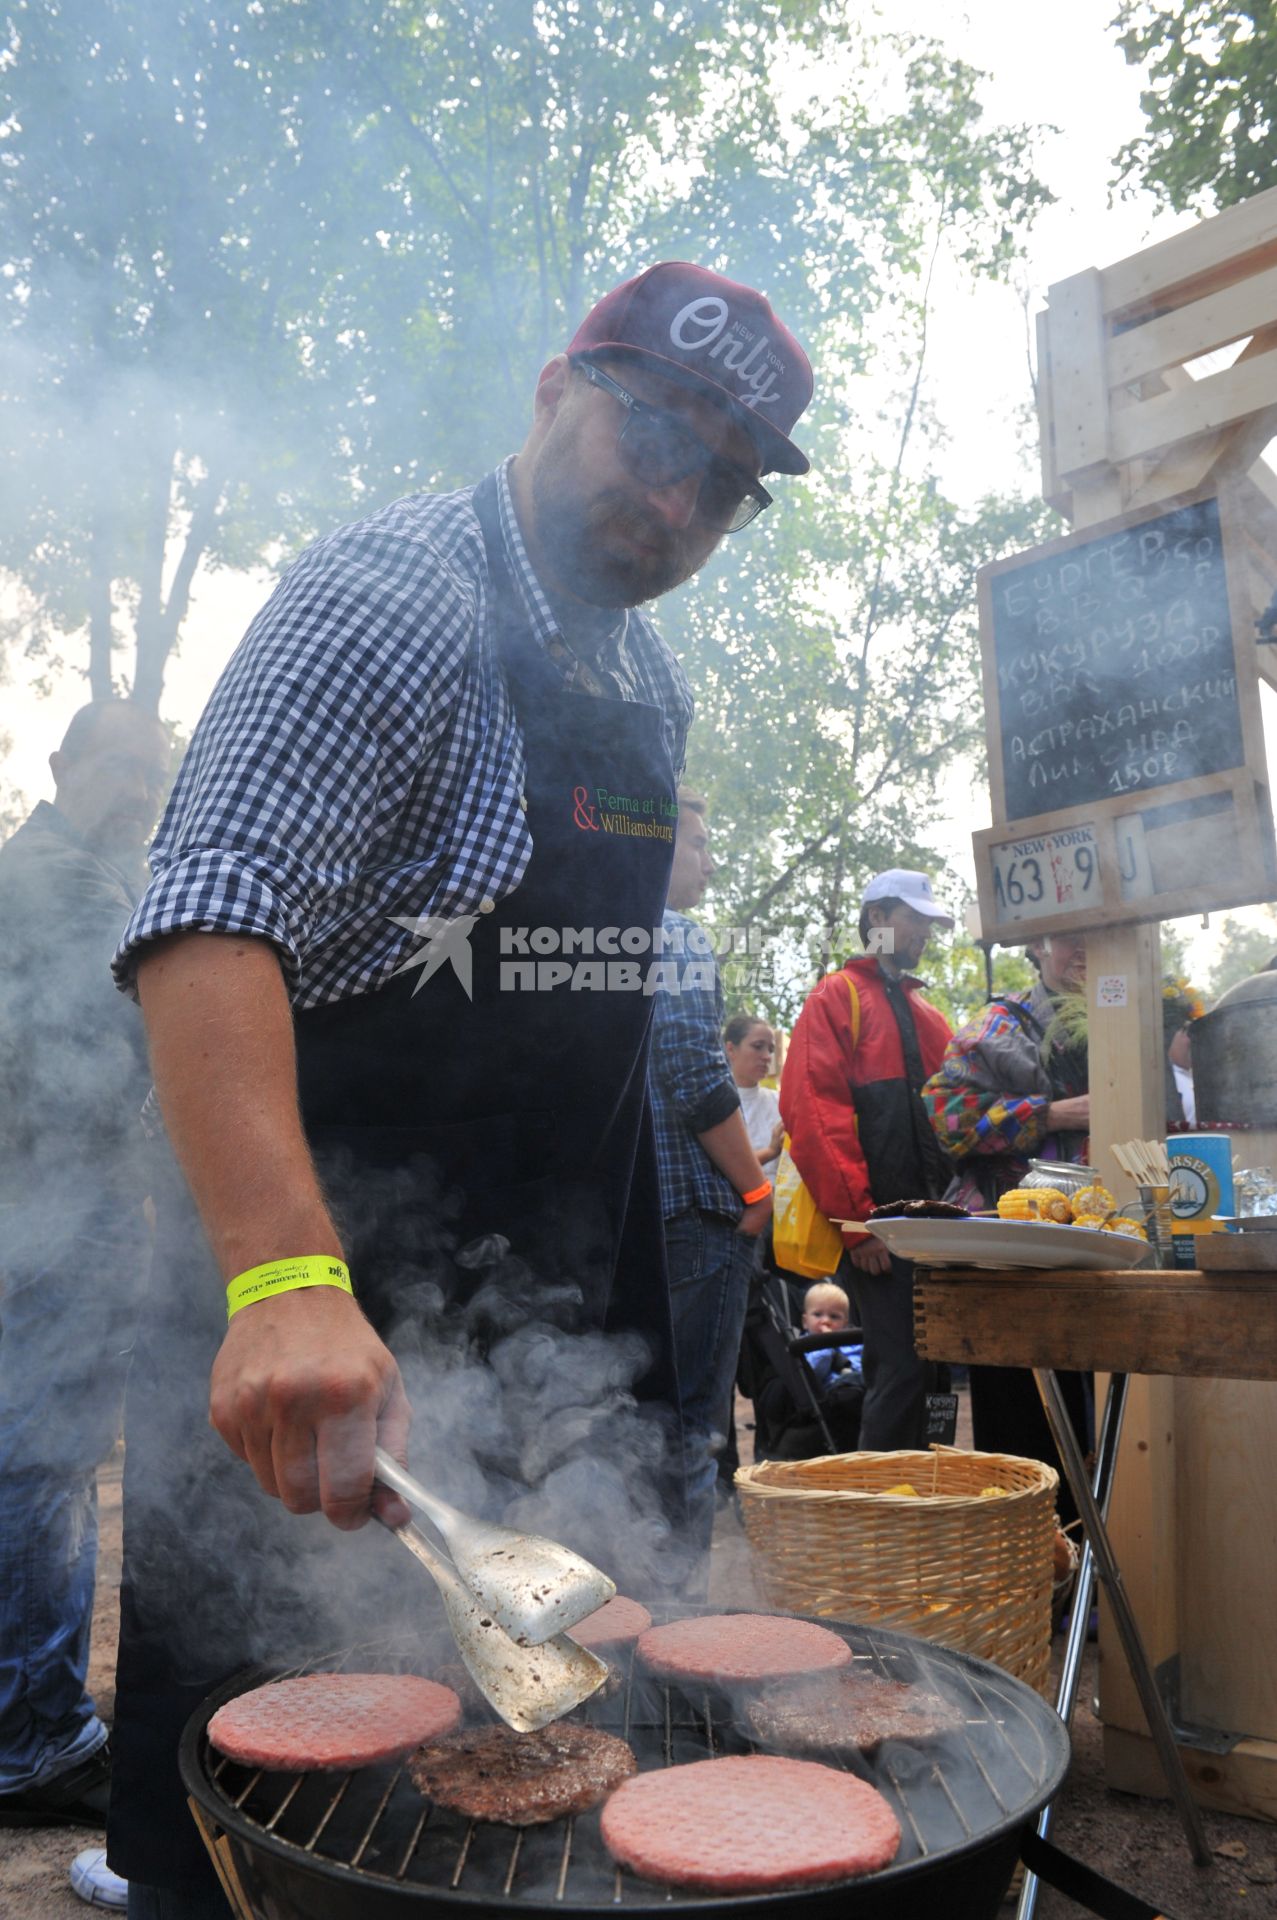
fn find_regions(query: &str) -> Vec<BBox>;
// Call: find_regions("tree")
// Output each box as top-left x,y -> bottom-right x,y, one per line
1205,907 -> 1277,1000
676,463 -> 1056,1023
2,3 -> 1055,995
1111,3 -> 1277,211
2,1 -> 1050,714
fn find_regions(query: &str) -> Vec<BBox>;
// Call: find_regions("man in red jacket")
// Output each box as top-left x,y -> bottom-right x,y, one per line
780,870 -> 954,1449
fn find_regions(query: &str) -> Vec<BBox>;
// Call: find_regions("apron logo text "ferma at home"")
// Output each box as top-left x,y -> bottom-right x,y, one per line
572,785 -> 676,842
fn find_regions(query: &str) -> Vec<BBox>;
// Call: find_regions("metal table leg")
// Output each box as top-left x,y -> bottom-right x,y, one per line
1015,1373 -> 1116,1920
1033,1367 -> 1212,1867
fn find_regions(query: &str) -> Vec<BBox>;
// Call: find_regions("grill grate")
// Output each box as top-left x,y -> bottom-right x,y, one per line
193,1614 -> 1065,1911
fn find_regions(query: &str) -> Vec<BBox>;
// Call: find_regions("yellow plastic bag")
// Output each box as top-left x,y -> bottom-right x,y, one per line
771,970 -> 860,1281
772,1137 -> 844,1279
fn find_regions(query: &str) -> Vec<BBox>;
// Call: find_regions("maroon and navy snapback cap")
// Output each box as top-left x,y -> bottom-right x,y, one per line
567,262 -> 813,476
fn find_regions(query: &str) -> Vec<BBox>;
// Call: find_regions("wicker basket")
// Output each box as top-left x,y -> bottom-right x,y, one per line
735,1446 -> 1058,1696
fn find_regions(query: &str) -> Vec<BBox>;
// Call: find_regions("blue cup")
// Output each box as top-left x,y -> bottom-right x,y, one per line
1168,1133 -> 1235,1268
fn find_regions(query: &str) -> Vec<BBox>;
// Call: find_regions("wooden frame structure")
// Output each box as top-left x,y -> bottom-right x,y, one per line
1037,185 -> 1277,685
1017,185 -> 1277,1826
972,768 -> 1273,946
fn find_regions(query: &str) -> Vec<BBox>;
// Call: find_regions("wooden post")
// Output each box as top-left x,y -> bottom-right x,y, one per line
1059,461 -> 1178,1752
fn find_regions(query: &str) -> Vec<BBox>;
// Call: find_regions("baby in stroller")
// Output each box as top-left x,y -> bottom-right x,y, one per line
741,1275 -> 866,1460
799,1281 -> 865,1393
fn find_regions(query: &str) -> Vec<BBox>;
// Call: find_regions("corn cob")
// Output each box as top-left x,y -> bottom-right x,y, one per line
1071,1183 -> 1116,1217
1102,1218 -> 1147,1239
1073,1211 -> 1148,1240
997,1187 -> 1071,1223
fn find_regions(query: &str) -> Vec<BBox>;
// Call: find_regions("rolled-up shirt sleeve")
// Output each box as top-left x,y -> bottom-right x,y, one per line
649,921 -> 739,1134
113,529 -> 476,995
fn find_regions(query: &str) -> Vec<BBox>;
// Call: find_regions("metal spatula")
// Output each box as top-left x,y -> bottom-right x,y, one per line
381,1515 -> 607,1731
373,1446 -> 615,1645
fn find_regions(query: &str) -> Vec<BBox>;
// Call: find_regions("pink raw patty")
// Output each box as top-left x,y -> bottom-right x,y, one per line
638,1613 -> 852,1684
570,1596 -> 653,1650
601,1754 -> 901,1891
208,1673 -> 461,1771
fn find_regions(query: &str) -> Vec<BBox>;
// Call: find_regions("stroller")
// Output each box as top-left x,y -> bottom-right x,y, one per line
737,1262 -> 958,1461
738,1267 -> 866,1461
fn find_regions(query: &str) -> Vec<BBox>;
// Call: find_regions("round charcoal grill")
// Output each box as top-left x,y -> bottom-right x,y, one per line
181,1609 -> 1070,1920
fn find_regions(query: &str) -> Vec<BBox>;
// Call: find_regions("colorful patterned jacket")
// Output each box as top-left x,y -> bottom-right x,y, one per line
920,980 -> 1087,1207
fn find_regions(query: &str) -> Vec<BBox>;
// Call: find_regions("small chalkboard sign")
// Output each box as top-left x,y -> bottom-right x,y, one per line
981,492 -> 1253,823
974,487 -> 1273,944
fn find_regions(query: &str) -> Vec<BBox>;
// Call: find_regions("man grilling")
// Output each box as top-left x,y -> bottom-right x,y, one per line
108,263 -> 813,1915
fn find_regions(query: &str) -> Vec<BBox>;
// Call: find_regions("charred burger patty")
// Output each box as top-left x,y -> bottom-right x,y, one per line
408,1722 -> 637,1826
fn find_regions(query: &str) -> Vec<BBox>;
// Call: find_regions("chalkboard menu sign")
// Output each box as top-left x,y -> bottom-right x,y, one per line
984,494 -> 1245,823
973,486 -> 1273,944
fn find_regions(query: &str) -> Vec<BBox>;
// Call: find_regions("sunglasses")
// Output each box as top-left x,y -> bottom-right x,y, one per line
573,357 -> 772,533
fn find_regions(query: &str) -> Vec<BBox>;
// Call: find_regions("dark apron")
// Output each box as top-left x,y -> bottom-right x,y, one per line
108,475 -> 682,1889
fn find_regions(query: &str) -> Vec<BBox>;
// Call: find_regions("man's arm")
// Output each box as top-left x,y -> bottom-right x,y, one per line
695,1109 -> 772,1235
137,931 -> 409,1531
649,923 -> 770,1231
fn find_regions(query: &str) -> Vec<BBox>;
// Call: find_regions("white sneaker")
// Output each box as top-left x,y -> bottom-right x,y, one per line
69,1847 -> 128,1911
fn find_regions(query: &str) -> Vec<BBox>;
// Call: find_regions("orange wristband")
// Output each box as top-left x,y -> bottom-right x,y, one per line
740,1181 -> 772,1206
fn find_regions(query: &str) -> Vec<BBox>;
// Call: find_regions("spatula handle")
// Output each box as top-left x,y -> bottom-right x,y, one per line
373,1445 -> 454,1530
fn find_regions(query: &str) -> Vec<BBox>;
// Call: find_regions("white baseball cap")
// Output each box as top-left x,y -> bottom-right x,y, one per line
862,868 -> 954,927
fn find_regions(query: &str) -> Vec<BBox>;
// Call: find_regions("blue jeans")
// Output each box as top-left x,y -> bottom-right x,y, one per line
0,1192 -> 146,1792
665,1209 -> 756,1585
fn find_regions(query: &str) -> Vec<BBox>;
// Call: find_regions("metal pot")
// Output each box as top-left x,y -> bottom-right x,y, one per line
180,1611 -> 1070,1920
1191,968 -> 1277,1128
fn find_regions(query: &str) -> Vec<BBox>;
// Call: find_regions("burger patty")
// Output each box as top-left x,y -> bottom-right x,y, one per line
867,1198 -> 969,1220
408,1722 -> 637,1825
637,1613 -> 852,1685
569,1595 -> 652,1650
745,1667 -> 964,1755
207,1673 -> 461,1772
600,1754 -> 901,1892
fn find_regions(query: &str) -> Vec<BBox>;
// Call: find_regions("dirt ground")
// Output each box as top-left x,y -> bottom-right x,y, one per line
5,1403 -> 1276,1919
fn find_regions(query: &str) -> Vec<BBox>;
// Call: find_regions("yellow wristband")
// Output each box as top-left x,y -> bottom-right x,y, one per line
225,1255 -> 353,1322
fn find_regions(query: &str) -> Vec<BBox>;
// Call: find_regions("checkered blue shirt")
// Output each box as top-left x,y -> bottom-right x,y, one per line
649,910 -> 743,1223
113,462 -> 693,1007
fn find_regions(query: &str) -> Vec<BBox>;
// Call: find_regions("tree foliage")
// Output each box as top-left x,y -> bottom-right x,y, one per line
1,3 -> 1049,690
1204,907 -> 1277,1001
1112,2 -> 1277,211
1,1 -> 1055,999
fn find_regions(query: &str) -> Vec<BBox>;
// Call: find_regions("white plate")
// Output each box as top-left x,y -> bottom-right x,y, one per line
864,1215 -> 1150,1270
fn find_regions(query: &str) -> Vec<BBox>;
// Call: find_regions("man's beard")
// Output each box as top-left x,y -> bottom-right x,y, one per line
530,466 -> 699,609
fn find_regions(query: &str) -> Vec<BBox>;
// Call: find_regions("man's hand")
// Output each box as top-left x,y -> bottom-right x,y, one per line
137,935 -> 415,1531
737,1191 -> 773,1238
210,1285 -> 411,1531
1045,1094 -> 1090,1132
845,1233 -> 893,1274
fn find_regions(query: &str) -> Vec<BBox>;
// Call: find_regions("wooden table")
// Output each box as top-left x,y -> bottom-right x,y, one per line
913,1263 -> 1277,1380
914,1264 -> 1277,1918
